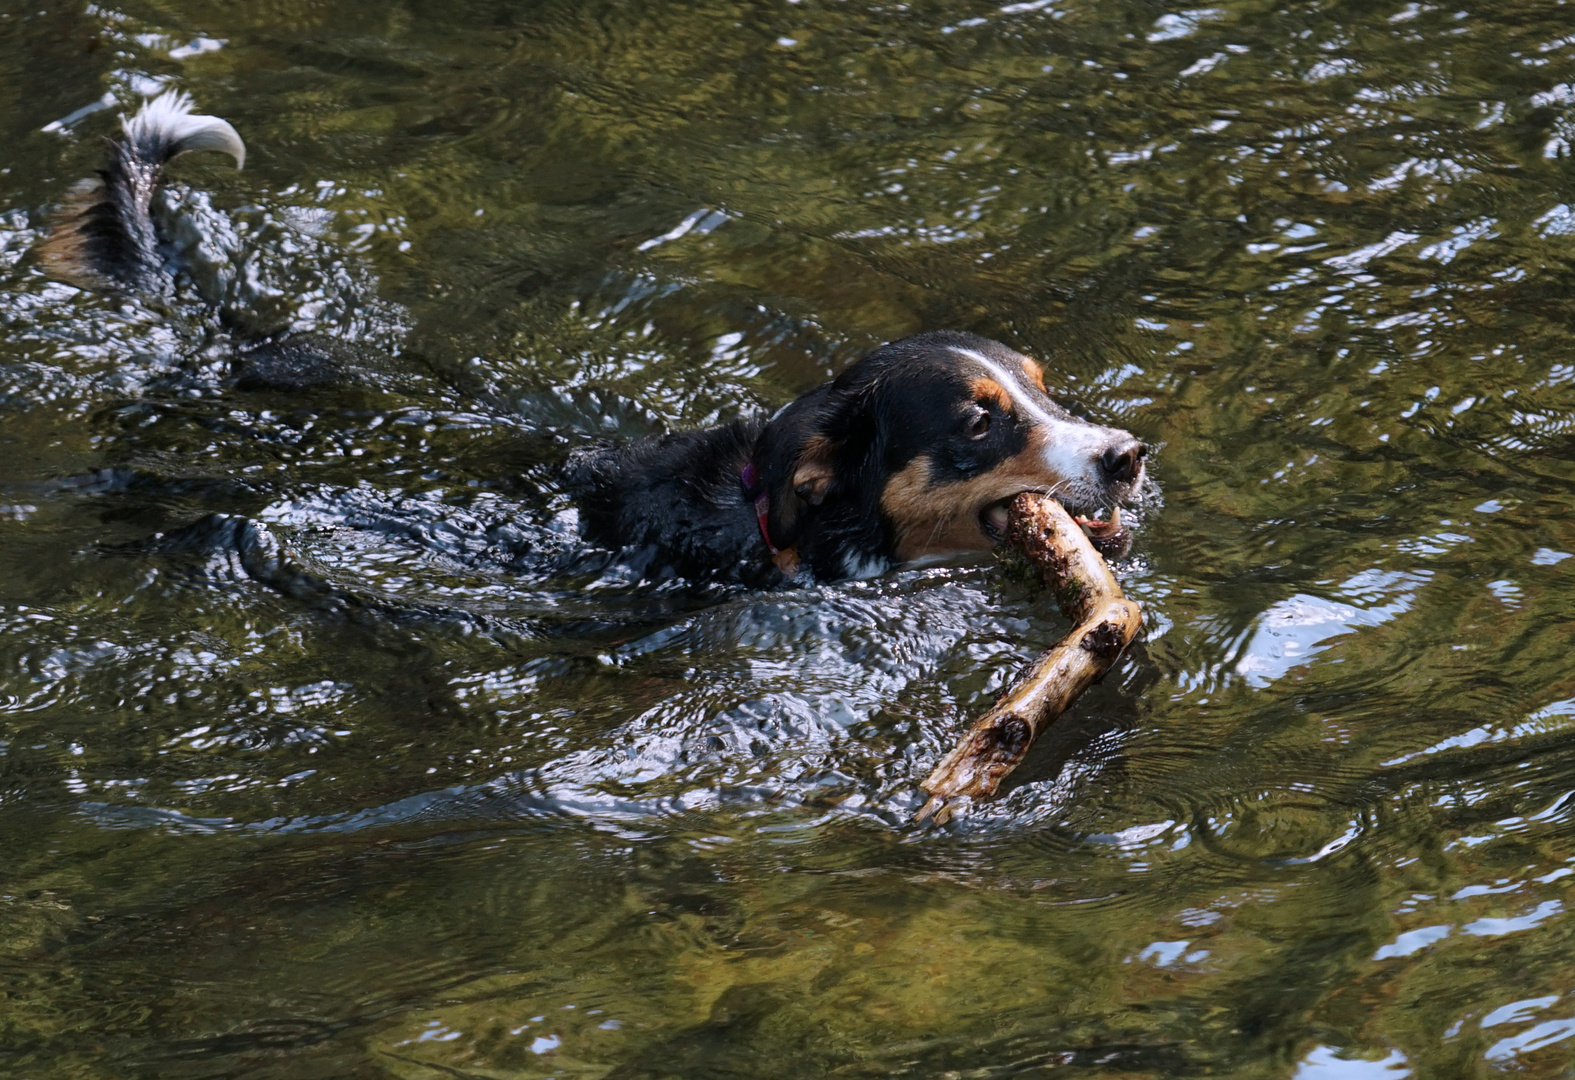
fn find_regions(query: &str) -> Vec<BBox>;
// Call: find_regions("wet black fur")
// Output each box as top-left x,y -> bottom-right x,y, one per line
565,418 -> 772,585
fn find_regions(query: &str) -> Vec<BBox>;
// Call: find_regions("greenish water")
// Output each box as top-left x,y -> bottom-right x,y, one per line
4,0 -> 1575,1075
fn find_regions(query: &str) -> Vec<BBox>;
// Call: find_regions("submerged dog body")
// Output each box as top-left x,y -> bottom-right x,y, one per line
42,96 -> 1148,587
567,330 -> 1146,585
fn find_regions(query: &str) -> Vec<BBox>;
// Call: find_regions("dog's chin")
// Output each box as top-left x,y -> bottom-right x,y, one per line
979,494 -> 1134,560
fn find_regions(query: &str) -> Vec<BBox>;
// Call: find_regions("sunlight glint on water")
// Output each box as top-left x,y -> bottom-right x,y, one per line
3,0 -> 1575,1076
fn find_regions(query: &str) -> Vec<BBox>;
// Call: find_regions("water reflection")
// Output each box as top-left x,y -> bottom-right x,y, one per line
1294,1046 -> 1412,1079
5,0 -> 1575,1075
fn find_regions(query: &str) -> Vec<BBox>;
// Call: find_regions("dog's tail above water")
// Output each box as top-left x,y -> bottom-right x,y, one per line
38,91 -> 245,294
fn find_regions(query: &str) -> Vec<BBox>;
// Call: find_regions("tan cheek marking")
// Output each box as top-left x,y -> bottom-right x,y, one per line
1021,358 -> 1047,394
968,377 -> 1012,412
880,457 -> 981,563
878,433 -> 1085,563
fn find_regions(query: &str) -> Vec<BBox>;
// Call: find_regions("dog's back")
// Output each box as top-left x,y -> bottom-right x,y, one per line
563,416 -> 782,585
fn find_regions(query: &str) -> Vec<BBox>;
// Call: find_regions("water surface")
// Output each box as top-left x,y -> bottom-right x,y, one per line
4,0 -> 1575,1076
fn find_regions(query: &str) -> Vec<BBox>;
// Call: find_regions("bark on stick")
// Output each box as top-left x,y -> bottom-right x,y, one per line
917,493 -> 1142,823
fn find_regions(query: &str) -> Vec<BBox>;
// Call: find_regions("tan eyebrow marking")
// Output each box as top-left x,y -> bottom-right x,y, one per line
1021,357 -> 1047,393
969,376 -> 1012,412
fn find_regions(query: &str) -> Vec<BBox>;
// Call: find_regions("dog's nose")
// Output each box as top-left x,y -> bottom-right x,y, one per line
1099,440 -> 1146,483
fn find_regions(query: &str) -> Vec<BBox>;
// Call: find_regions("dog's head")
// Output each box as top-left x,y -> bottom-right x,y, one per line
754,331 -> 1146,574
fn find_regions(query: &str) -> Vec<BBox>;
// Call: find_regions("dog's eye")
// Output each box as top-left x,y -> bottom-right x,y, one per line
965,409 -> 991,439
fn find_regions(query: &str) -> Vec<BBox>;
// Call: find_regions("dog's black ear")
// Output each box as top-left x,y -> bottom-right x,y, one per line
753,381 -> 872,550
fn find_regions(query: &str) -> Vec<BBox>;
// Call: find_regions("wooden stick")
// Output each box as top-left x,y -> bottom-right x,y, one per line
917,493 -> 1142,823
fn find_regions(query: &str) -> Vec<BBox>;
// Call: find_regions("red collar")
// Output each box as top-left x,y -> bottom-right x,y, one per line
739,461 -> 778,554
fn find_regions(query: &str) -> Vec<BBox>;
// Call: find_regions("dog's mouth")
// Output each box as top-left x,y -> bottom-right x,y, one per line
980,497 -> 1130,557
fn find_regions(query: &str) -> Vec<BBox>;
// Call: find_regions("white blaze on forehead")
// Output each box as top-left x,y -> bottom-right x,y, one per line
949,346 -> 1109,482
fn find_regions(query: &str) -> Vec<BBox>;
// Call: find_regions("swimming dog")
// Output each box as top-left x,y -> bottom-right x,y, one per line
40,94 -> 1147,587
565,330 -> 1144,585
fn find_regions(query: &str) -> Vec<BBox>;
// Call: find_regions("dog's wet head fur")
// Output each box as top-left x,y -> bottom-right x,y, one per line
567,330 -> 1146,584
